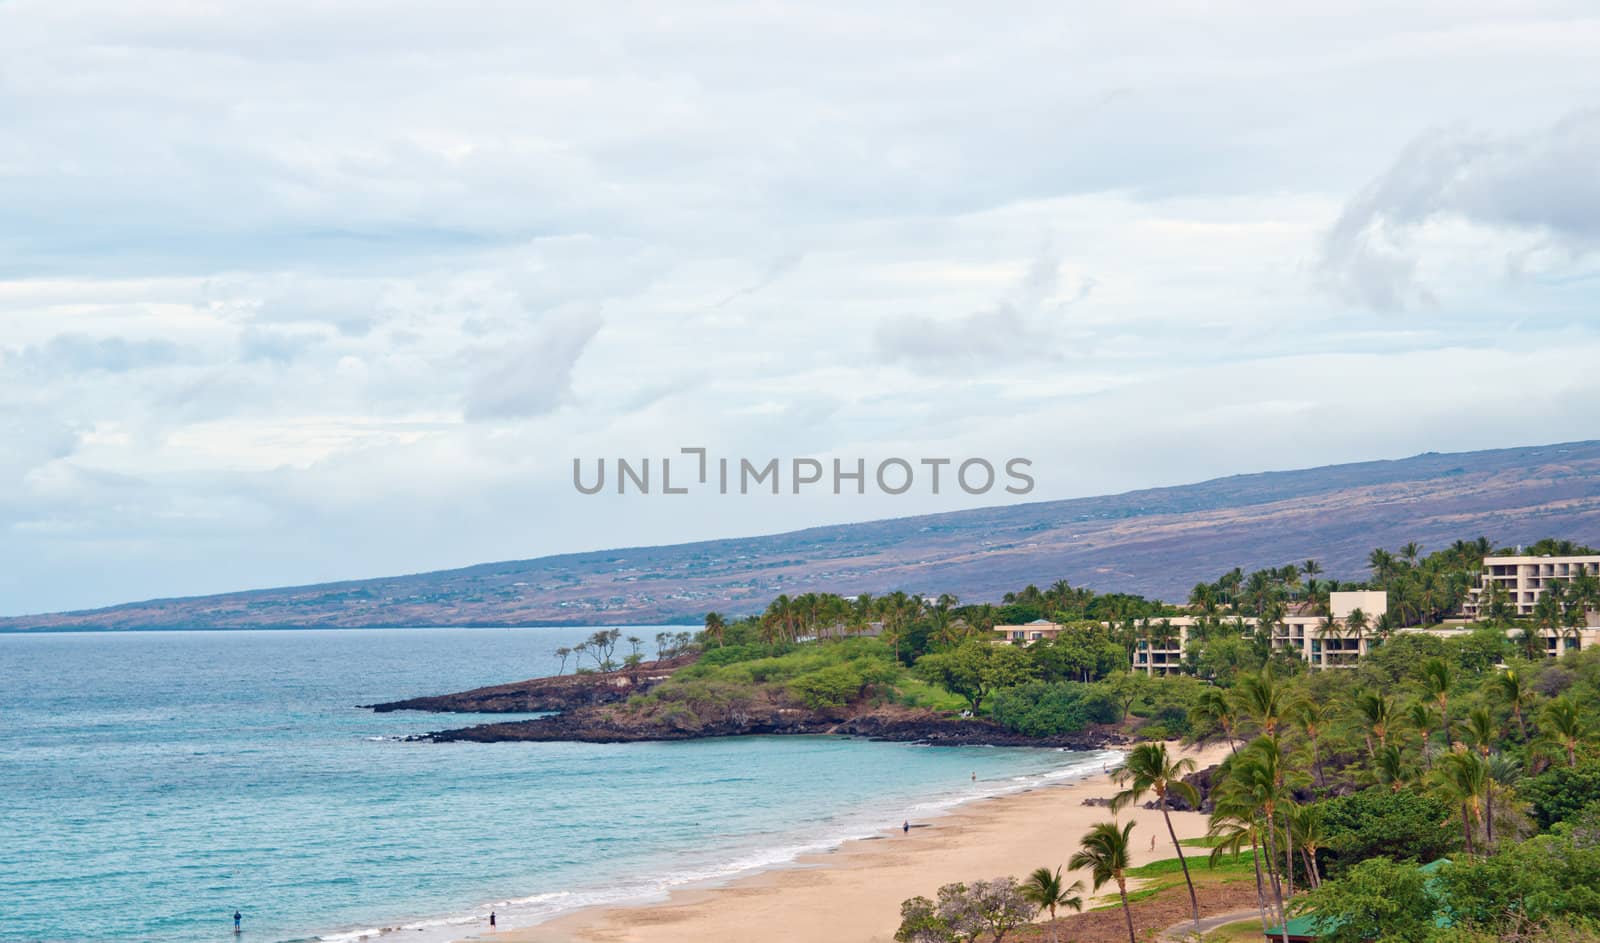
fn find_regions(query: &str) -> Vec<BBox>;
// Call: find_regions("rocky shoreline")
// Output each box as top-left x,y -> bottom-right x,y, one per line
419,707 -> 1122,749
364,655 -> 693,714
367,659 -> 1124,751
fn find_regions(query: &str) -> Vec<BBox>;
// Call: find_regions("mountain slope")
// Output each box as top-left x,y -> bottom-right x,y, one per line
7,440 -> 1600,630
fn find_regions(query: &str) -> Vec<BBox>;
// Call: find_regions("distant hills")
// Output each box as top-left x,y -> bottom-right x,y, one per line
6,440 -> 1600,631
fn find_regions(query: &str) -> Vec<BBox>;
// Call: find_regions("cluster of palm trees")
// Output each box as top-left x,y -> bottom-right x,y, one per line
1188,561 -> 1336,621
729,591 -> 992,655
1202,663 -> 1589,942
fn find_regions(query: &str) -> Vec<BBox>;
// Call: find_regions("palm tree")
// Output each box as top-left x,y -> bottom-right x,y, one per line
1433,749 -> 1488,855
1195,687 -> 1241,753
1235,669 -> 1288,738
1111,743 -> 1202,928
1369,548 -> 1398,586
1541,696 -> 1587,768
1291,699 -> 1331,789
1407,700 -> 1437,769
701,612 -> 727,649
1354,691 -> 1398,759
1465,707 -> 1500,845
1020,866 -> 1084,943
1209,804 -> 1270,931
1214,739 -> 1300,943
1485,754 -> 1521,852
1374,744 -> 1413,792
1288,803 -> 1326,889
1494,669 -> 1533,741
1419,658 -> 1455,746
1070,821 -> 1139,943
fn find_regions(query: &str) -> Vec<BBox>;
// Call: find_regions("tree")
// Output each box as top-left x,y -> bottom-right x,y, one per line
586,628 -> 622,671
1431,749 -> 1488,855
1070,820 -> 1138,943
702,612 -> 727,649
914,641 -> 1036,714
1292,857 -> 1438,943
896,879 -> 1035,943
1541,695 -> 1589,768
1406,700 -> 1437,769
1353,691 -> 1398,759
1289,803 -> 1326,889
1419,658 -> 1455,746
1195,686 -> 1240,752
1292,698 -> 1331,789
553,646 -> 573,675
1235,668 -> 1289,738
1494,668 -> 1533,741
1219,738 -> 1300,943
1521,759 -> 1600,830
1317,788 -> 1457,873
1019,867 -> 1083,943
1111,742 -> 1202,928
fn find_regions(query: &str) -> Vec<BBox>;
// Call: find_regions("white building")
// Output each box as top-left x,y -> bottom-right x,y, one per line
1130,591 -> 1390,674
1463,554 -> 1600,620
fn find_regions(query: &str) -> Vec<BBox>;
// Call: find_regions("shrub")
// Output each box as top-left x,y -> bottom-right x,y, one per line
988,681 -> 1110,737
1521,760 -> 1600,831
1293,856 -> 1438,943
789,664 -> 866,709
1318,788 -> 1458,875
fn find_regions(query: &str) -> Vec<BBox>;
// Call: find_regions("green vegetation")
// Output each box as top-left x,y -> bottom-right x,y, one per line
671,537 -> 1600,942
1070,820 -> 1139,943
895,878 -> 1035,943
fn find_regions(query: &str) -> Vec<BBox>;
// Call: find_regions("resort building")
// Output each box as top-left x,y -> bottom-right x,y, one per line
1131,617 -> 1197,675
1272,590 -> 1389,669
1130,591 -> 1390,674
994,619 -> 1065,644
1462,554 -> 1600,620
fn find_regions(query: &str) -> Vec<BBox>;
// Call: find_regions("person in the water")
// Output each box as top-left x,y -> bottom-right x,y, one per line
233,911 -> 242,932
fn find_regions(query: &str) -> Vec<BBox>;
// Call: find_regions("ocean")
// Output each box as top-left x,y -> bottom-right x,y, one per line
1,628 -> 1114,943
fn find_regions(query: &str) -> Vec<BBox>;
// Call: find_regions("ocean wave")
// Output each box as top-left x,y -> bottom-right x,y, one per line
308,748 -> 1123,943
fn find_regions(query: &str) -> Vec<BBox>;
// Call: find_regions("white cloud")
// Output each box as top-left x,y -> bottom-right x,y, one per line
1,1 -> 1599,613
1319,109 -> 1600,309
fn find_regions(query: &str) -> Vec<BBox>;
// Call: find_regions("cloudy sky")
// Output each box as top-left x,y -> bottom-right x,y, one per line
3,2 -> 1599,615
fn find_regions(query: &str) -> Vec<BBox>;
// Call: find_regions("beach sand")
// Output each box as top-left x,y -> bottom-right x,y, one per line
482,740 -> 1233,943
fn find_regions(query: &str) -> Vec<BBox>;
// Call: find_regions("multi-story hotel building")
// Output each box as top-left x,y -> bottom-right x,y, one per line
1129,590 -> 1389,674
1462,554 -> 1600,620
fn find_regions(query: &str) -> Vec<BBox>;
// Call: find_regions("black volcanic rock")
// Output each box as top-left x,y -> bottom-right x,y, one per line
365,657 -> 691,713
419,702 -> 1127,749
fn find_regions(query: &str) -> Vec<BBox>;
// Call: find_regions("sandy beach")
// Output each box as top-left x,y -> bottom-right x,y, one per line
478,740 -> 1233,943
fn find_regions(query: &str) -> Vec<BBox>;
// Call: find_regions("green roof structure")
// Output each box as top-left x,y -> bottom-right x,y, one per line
1262,860 -> 1453,942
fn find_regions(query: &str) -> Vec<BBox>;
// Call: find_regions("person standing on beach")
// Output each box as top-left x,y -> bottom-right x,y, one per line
489,911 -> 497,931
233,911 -> 242,933
903,820 -> 910,834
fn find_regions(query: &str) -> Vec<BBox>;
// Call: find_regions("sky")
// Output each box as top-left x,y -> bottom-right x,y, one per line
3,2 -> 1599,615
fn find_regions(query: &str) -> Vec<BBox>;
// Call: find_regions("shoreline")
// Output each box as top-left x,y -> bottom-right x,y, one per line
452,740 -> 1231,943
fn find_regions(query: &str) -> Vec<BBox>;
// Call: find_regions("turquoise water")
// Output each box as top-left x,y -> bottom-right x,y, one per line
1,628 -> 1110,943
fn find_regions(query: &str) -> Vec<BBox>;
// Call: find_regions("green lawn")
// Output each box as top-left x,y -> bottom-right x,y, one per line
1091,851 -> 1255,908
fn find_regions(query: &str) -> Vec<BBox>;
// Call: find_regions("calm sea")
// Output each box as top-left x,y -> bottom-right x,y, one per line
1,628 -> 1112,943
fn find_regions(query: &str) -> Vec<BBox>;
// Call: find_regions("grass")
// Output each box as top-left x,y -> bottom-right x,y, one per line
1127,850 -> 1253,880
890,677 -> 969,711
1089,852 -> 1255,909
1203,918 -> 1266,943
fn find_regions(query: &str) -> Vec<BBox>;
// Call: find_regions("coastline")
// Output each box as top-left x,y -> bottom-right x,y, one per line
460,740 -> 1231,943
